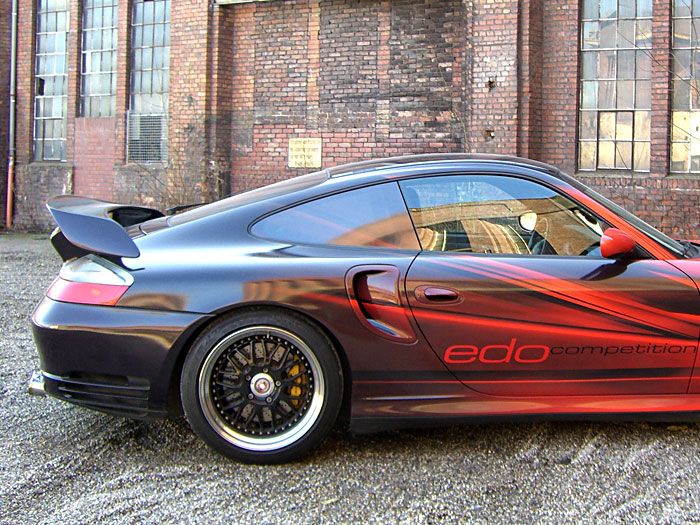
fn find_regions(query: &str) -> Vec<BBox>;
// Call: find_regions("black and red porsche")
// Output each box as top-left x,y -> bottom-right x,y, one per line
29,154 -> 700,463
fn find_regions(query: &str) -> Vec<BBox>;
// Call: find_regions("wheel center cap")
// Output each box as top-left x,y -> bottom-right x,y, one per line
250,373 -> 274,398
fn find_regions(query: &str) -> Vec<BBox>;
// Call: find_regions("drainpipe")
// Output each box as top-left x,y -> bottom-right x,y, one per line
6,0 -> 18,229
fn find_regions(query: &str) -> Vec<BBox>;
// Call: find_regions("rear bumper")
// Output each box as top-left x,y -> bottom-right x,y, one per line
31,297 -> 211,418
30,369 -> 162,418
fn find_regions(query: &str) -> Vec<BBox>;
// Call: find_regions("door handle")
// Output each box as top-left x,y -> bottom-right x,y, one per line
414,285 -> 462,304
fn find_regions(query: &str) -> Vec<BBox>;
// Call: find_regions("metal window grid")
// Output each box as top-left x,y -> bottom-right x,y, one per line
127,111 -> 168,164
33,0 -> 69,161
578,0 -> 653,172
80,0 -> 118,118
127,0 -> 170,163
670,0 -> 700,173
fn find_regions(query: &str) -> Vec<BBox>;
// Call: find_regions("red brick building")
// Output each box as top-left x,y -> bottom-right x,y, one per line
0,1 -> 11,222
2,0 -> 699,236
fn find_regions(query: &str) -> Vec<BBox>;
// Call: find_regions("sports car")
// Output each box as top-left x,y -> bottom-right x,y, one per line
29,154 -> 700,464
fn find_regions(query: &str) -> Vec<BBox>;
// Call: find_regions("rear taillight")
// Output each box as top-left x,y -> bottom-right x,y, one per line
47,254 -> 133,306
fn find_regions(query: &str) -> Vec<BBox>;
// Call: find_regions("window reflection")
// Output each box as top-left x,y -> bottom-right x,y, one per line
400,176 -> 606,257
251,183 -> 420,250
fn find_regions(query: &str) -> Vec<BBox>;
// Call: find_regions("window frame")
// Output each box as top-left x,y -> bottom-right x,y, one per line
127,0 -> 171,164
577,0 -> 653,173
79,0 -> 118,118
670,0 -> 700,173
33,0 -> 70,162
397,172 -> 649,260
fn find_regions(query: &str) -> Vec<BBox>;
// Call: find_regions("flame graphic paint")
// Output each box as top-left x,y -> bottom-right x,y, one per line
406,254 -> 700,397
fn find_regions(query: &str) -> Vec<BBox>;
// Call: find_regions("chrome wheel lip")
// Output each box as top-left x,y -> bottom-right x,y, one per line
198,326 -> 325,452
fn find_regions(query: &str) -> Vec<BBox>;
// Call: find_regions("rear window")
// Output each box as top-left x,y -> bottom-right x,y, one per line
251,182 -> 420,250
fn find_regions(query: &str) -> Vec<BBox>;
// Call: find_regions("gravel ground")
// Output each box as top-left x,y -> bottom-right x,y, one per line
1,233 -> 700,524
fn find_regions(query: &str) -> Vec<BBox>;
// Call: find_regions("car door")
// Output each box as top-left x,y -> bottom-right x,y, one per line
401,174 -> 700,396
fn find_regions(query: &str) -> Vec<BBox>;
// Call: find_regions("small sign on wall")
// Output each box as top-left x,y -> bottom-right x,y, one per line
288,138 -> 323,169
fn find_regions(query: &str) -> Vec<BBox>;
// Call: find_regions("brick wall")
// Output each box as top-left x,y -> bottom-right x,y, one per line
73,118 -> 117,201
13,163 -> 72,231
0,1 -> 11,228
5,0 -> 700,237
231,0 -> 466,192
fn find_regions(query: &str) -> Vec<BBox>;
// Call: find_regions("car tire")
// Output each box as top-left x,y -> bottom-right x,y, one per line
181,309 -> 343,464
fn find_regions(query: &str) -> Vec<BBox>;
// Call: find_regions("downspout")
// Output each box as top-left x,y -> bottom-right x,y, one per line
6,0 -> 18,229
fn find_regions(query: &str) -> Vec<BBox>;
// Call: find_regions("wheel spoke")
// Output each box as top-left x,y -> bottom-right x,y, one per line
203,329 -> 321,441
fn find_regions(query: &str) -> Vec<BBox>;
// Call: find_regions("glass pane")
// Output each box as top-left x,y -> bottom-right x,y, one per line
400,176 -> 603,256
636,50 -> 652,79
579,142 -> 597,170
676,0 -> 692,17
617,50 -> 635,79
580,111 -> 598,139
690,111 -> 700,141
635,80 -> 651,108
598,51 -> 616,78
671,142 -> 690,171
637,0 -> 652,17
675,49 -> 692,77
583,0 -> 598,19
582,81 -> 598,109
616,112 -> 633,140
617,80 -> 635,108
673,79 -> 691,109
693,19 -> 700,47
600,0 -> 616,18
615,142 -> 632,168
634,110 -> 651,139
691,79 -> 700,109
599,81 -> 616,108
600,20 -> 616,48
582,52 -> 598,79
600,112 -> 616,139
252,183 -> 420,250
675,19 -> 691,48
633,142 -> 650,171
695,0 -> 700,16
636,20 -> 652,48
582,22 -> 600,49
672,111 -> 691,141
619,0 -> 635,18
618,20 -> 635,47
598,141 -> 616,168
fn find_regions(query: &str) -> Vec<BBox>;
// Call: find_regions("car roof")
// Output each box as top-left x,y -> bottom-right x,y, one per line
325,153 -> 562,181
165,154 -> 569,230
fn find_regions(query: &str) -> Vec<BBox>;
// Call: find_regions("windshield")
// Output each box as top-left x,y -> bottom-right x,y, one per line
167,170 -> 329,226
558,172 -> 686,256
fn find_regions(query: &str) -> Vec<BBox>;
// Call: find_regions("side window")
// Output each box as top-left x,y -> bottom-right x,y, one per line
251,183 -> 420,250
399,175 -> 607,257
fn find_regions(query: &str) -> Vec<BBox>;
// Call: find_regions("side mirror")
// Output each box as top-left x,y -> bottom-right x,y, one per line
518,211 -> 538,232
600,228 -> 636,258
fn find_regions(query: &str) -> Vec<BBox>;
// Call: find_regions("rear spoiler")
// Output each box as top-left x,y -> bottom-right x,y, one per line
47,195 -> 164,261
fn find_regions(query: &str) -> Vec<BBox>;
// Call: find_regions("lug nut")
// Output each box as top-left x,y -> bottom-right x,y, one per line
266,397 -> 272,403
248,394 -> 254,399
263,368 -> 268,373
275,381 -> 281,387
245,375 -> 251,381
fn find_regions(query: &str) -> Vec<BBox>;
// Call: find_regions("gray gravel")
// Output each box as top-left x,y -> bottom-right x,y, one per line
1,233 -> 700,524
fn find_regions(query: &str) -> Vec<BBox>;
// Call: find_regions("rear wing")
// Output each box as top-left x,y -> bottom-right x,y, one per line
46,195 -> 164,261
